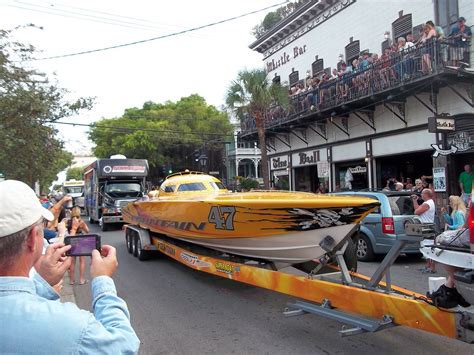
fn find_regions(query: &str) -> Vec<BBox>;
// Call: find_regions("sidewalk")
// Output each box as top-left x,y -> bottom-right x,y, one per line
60,273 -> 76,304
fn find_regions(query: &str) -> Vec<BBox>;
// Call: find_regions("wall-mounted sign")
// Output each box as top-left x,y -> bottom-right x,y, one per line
348,166 -> 367,174
266,45 -> 307,73
449,131 -> 472,152
428,116 -> 455,132
292,150 -> 320,167
433,167 -> 446,192
270,156 -> 289,170
317,161 -> 329,178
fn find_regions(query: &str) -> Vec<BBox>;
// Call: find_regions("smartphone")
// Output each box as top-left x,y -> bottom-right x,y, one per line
65,234 -> 101,256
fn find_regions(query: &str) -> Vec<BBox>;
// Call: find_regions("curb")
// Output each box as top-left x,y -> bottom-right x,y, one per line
60,273 -> 77,304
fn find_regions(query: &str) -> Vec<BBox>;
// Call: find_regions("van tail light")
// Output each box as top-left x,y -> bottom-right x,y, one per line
382,217 -> 395,234
469,205 -> 474,252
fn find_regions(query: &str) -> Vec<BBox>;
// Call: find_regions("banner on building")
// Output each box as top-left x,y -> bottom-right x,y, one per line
433,167 -> 446,192
317,161 -> 329,178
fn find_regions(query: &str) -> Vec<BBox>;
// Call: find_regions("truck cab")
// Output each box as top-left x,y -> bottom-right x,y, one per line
84,157 -> 148,231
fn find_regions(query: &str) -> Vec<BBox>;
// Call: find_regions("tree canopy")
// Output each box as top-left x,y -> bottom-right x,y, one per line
66,166 -> 85,181
89,95 -> 233,182
0,26 -> 92,190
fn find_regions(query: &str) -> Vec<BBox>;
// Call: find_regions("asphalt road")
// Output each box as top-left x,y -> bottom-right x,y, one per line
71,223 -> 473,354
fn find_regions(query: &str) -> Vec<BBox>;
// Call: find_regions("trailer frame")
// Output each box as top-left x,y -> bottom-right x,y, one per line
124,224 -> 474,343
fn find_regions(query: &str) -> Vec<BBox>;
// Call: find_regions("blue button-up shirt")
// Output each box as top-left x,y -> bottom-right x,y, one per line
0,273 -> 140,354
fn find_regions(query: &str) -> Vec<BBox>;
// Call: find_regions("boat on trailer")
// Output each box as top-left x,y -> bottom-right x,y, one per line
122,171 -> 379,264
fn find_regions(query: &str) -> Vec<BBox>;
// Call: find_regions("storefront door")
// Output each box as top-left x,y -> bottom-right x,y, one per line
294,165 -> 319,192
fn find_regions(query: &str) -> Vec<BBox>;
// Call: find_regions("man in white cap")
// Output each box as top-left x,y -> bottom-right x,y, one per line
0,180 -> 140,353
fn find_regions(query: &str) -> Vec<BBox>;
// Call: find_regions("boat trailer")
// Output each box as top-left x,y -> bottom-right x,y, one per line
124,223 -> 474,343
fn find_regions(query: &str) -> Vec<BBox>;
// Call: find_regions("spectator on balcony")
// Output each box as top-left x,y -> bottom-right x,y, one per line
418,23 -> 437,74
449,17 -> 472,66
426,20 -> 445,40
379,47 -> 394,88
398,37 -> 415,77
301,77 -> 315,110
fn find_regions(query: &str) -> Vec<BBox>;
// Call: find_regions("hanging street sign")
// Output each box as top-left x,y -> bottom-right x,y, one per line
431,144 -> 458,158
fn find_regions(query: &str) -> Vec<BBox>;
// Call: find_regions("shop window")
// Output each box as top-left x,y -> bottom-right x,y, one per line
289,68 -> 299,87
272,74 -> 281,85
345,39 -> 360,67
435,0 -> 458,34
311,57 -> 324,76
392,12 -> 412,41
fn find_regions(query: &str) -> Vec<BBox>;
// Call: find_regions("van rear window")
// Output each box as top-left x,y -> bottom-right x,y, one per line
388,196 -> 414,215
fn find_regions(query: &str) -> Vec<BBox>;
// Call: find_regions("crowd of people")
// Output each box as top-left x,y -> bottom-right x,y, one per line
0,180 -> 140,353
243,17 -> 471,132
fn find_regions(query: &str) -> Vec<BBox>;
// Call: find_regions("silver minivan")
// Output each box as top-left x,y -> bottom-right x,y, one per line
334,191 -> 421,261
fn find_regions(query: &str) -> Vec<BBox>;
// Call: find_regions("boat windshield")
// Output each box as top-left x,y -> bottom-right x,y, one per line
177,183 -> 206,192
209,181 -> 226,190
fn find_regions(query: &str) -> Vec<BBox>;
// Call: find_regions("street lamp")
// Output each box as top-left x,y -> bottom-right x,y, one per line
384,31 -> 390,40
198,154 -> 208,172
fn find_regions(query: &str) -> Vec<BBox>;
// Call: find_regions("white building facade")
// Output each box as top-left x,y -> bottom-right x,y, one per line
243,0 -> 473,200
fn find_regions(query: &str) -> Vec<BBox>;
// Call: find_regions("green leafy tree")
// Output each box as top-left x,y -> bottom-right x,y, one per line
226,69 -> 288,189
0,26 -> 93,188
89,95 -> 233,181
66,166 -> 84,181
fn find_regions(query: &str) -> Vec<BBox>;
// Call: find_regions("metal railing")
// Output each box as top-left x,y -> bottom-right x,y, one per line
241,38 -> 471,135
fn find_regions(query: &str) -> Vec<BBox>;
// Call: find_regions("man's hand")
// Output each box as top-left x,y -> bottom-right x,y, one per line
90,245 -> 118,279
34,243 -> 72,286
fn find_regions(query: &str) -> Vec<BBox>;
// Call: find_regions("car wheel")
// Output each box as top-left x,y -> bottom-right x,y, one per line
343,237 -> 358,272
100,219 -> 109,232
356,233 -> 374,262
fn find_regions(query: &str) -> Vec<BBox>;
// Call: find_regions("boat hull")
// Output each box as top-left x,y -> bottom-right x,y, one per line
123,192 -> 379,263
174,224 -> 357,263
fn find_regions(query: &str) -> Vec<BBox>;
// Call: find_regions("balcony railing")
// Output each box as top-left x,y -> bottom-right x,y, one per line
241,39 -> 471,135
227,147 -> 261,156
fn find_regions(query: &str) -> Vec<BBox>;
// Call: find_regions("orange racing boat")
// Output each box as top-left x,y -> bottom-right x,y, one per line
122,171 -> 379,264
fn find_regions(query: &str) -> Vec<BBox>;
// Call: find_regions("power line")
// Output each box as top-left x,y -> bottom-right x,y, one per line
29,1 -> 287,61
9,0 -> 195,33
17,0 -> 195,30
46,119 -> 231,138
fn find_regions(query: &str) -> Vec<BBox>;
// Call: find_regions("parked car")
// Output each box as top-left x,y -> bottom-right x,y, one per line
333,191 -> 420,261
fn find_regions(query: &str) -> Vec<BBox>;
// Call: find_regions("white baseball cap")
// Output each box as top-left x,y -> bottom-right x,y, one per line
0,180 -> 54,238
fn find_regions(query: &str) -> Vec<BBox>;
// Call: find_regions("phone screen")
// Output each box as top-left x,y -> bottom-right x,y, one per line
65,235 -> 101,256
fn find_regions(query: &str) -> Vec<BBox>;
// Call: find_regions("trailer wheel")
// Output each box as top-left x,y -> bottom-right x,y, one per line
126,233 -> 133,254
135,237 -> 150,261
131,234 -> 138,257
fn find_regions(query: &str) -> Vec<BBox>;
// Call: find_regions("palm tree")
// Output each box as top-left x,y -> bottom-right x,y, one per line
226,69 -> 288,189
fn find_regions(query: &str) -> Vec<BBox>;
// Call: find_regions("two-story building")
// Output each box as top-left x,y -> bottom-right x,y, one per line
242,0 -> 473,203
